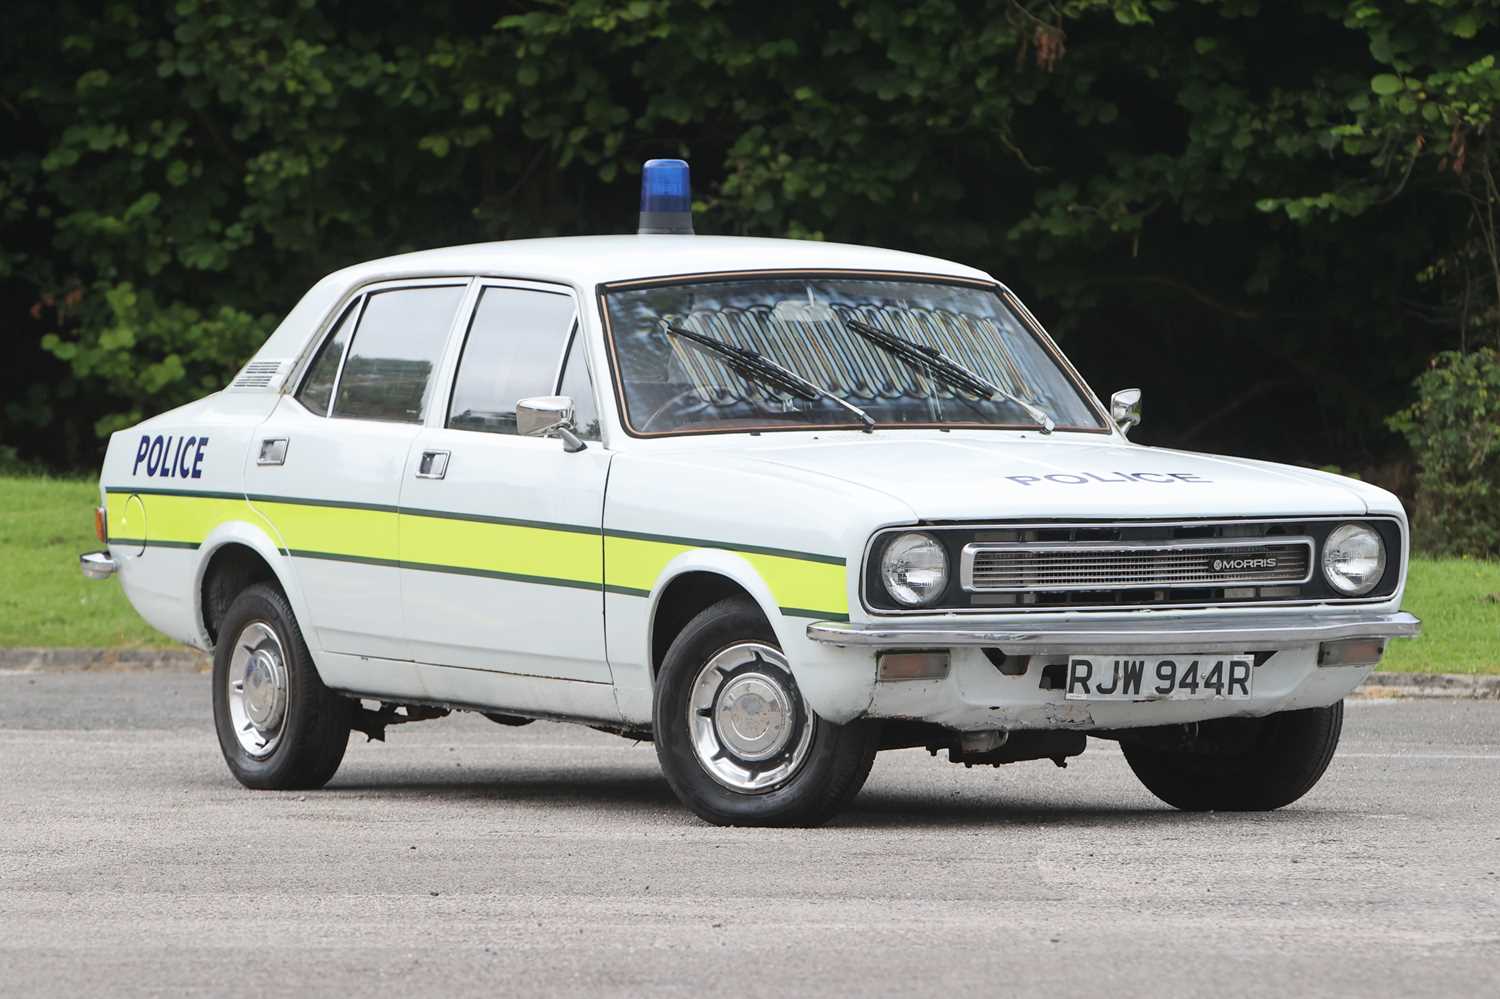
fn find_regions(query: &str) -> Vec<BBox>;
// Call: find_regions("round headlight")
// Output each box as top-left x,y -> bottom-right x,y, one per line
1321,523 -> 1386,596
880,532 -> 949,607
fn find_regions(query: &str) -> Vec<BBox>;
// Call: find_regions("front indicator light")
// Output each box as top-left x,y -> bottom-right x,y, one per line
1318,638 -> 1386,668
879,532 -> 949,606
877,650 -> 951,682
1321,523 -> 1387,596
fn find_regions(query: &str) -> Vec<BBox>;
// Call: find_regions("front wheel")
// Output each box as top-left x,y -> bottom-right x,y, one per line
653,596 -> 879,827
1121,702 -> 1344,811
211,582 -> 352,790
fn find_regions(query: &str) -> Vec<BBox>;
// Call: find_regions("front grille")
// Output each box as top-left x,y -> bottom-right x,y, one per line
961,538 -> 1314,593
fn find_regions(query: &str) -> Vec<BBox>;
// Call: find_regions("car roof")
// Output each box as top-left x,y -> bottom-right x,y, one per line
246,235 -> 996,384
339,234 -> 990,287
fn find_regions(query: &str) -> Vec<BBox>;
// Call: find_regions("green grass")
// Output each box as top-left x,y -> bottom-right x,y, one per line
0,476 -> 171,647
1381,556 -> 1500,674
1,475 -> 1497,671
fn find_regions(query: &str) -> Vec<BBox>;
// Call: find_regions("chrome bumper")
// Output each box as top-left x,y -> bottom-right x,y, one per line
807,609 -> 1421,654
80,550 -> 117,579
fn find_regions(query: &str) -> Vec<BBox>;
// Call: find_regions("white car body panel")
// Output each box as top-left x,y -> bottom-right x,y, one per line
88,234 -> 1418,738
247,396 -> 422,662
399,428 -> 615,685
712,435 -> 1375,520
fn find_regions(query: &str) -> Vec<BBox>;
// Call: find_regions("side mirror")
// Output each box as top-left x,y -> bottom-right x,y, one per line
1110,388 -> 1142,437
516,395 -> 588,453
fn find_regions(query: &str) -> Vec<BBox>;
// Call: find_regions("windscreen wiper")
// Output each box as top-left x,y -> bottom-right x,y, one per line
843,318 -> 1055,433
662,323 -> 875,432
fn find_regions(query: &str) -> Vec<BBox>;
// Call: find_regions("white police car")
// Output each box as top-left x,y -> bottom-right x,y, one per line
81,160 -> 1420,826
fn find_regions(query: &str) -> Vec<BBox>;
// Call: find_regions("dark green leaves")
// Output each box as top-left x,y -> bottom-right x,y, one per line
0,0 -> 1495,474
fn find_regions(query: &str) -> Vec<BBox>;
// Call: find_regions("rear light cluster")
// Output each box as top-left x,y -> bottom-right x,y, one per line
95,506 -> 107,543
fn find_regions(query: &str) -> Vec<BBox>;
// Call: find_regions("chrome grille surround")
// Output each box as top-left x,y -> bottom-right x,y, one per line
959,536 -> 1315,593
860,517 -> 1405,615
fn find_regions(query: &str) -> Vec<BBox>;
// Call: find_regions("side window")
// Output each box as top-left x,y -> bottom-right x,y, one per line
332,285 -> 466,423
558,333 -> 601,441
295,299 -> 359,416
447,287 -> 577,435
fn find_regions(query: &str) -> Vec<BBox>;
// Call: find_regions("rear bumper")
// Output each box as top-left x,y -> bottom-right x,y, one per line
79,550 -> 118,579
806,609 -> 1421,653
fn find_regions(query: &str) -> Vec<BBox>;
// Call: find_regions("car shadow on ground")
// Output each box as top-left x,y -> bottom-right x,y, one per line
838,790 -> 1337,829
317,767 -> 681,809
228,766 -> 1338,829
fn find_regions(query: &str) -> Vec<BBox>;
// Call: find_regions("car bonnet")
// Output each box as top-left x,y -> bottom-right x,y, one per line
684,435 -> 1373,522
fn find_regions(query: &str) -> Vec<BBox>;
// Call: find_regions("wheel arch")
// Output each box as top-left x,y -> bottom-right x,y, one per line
645,551 -> 791,681
194,522 -> 303,650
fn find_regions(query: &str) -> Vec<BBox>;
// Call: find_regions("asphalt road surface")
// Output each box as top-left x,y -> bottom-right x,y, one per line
2,672 -> 1497,998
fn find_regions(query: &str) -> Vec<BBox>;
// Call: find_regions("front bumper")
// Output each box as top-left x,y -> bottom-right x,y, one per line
80,550 -> 118,579
800,607 -> 1421,731
806,608 -> 1421,653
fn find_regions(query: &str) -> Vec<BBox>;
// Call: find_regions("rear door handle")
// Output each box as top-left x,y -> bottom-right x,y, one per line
257,438 -> 289,466
416,450 -> 449,479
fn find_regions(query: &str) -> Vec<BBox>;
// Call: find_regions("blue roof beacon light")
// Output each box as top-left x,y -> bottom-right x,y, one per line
638,158 -> 694,235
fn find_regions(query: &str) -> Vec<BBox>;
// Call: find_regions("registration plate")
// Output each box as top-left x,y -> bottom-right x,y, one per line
1064,654 -> 1253,701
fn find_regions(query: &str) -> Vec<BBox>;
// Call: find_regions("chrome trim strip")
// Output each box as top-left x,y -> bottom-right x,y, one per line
957,535 -> 1315,592
80,551 -> 117,579
807,610 -> 1421,653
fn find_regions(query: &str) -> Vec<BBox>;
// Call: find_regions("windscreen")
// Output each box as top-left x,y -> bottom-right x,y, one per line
602,276 -> 1105,435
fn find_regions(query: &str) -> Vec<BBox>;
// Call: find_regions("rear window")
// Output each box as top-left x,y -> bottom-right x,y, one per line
331,286 -> 466,423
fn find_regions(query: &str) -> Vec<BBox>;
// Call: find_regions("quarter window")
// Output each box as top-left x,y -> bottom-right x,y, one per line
558,332 -> 601,441
296,299 -> 359,416
332,285 -> 466,423
447,287 -> 578,435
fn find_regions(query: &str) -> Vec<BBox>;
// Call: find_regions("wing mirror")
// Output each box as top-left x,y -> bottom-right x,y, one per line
1110,388 -> 1142,437
516,395 -> 588,453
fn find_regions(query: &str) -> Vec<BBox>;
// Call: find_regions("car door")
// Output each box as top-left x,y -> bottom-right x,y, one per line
247,280 -> 470,667
398,281 -> 613,688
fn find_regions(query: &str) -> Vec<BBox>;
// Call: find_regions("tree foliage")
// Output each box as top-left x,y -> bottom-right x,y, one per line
1390,347 -> 1500,557
1,0 -> 1496,475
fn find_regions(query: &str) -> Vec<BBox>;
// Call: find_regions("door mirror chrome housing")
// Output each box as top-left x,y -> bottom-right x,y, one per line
516,395 -> 588,452
1110,388 -> 1142,437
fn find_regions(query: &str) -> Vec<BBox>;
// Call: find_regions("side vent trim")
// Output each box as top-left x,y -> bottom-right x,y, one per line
229,360 -> 286,391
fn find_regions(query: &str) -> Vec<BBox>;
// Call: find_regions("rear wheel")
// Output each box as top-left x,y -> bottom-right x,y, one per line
211,582 -> 352,790
1121,702 -> 1343,811
653,596 -> 878,827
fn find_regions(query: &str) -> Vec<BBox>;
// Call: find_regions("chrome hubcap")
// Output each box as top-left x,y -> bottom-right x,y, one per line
226,621 -> 288,758
687,642 -> 814,793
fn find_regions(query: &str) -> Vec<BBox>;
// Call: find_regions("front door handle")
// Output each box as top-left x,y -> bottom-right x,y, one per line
416,450 -> 450,480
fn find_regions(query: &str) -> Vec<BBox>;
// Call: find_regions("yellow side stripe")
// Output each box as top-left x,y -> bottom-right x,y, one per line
253,499 -> 399,563
104,489 -> 848,619
401,511 -> 603,587
108,493 -> 278,550
604,535 -> 848,617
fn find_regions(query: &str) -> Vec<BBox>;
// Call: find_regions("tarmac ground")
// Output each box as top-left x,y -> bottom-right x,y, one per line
2,671 -> 1497,997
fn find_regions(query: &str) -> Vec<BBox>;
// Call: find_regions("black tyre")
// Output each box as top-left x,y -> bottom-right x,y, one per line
211,582 -> 352,790
653,596 -> 879,827
1121,702 -> 1344,811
